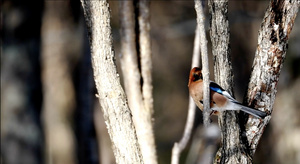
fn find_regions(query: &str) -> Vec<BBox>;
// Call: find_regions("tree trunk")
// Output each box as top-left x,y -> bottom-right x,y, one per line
245,0 -> 299,157
209,0 -> 299,163
119,1 -> 157,164
208,0 -> 250,163
80,1 -> 144,163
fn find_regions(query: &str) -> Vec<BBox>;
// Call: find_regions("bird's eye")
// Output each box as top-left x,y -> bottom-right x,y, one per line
193,73 -> 198,79
193,72 -> 202,81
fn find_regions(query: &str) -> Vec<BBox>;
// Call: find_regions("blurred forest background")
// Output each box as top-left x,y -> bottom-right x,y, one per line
1,1 -> 300,164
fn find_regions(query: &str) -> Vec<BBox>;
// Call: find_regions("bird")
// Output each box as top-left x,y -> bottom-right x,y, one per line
188,67 -> 267,118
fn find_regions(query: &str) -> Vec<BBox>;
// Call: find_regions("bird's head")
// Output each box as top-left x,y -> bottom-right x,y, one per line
188,67 -> 203,86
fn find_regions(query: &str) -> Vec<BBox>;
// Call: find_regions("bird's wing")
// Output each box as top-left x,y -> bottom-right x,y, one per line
209,81 -> 237,103
209,82 -> 267,118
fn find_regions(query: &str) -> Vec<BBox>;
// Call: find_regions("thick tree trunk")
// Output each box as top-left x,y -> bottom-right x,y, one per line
245,0 -> 299,157
209,0 -> 299,163
80,1 -> 144,163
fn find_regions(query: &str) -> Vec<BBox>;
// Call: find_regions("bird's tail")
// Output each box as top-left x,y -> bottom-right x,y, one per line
239,105 -> 267,119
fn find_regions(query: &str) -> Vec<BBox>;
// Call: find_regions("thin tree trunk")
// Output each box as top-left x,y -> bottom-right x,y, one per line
138,0 -> 158,162
80,1 -> 144,163
119,1 -> 157,163
209,0 -> 233,93
139,0 -> 154,117
194,0 -> 210,127
208,0 -> 249,163
171,25 -> 201,164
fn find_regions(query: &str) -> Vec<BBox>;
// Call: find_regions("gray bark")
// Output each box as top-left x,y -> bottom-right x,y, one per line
194,0 -> 211,127
245,0 -> 299,157
119,1 -> 157,164
209,0 -> 299,163
80,1 -> 144,163
208,0 -> 250,163
139,0 -> 154,118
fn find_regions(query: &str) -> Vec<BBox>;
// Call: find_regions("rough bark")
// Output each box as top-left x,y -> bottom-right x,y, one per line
41,2 -> 77,164
119,1 -> 157,164
208,0 -> 250,163
80,1 -> 144,163
245,0 -> 299,157
209,0 -> 299,163
209,0 -> 233,93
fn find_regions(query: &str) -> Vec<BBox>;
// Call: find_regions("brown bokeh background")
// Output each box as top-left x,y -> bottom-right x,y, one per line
1,1 -> 300,164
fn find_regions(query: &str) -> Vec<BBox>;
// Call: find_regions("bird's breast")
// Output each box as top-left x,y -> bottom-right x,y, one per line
189,81 -> 204,110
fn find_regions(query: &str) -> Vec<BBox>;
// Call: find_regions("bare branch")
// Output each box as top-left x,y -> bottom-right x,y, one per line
80,1 -> 144,163
139,0 -> 154,115
171,16 -> 201,164
119,1 -> 157,163
171,1 -> 212,163
194,0 -> 211,127
192,25 -> 201,68
171,96 -> 197,164
245,0 -> 300,156
138,1 -> 158,162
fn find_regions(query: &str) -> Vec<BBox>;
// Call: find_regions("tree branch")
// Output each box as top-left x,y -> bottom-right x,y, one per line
194,0 -> 210,127
245,0 -> 300,156
138,1 -> 158,161
170,16 -> 201,164
80,1 -> 144,163
119,1 -> 157,163
192,25 -> 201,68
139,0 -> 154,116
171,0 -> 214,162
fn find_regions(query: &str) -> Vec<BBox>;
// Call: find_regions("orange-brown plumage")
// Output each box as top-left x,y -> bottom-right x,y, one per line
188,67 -> 267,118
188,67 -> 219,114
